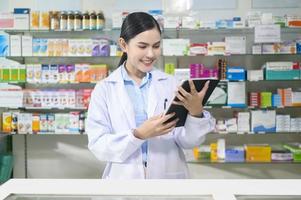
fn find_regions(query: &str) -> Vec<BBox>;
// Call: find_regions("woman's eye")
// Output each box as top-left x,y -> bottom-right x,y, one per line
153,45 -> 160,49
138,46 -> 147,49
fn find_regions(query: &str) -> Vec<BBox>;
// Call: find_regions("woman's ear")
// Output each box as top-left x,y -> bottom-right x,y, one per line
118,38 -> 127,53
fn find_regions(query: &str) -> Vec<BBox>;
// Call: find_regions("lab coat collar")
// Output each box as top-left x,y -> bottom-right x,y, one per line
105,65 -> 169,83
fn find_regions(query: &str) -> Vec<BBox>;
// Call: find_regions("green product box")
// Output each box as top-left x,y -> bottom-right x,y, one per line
265,69 -> 300,80
10,66 -> 18,82
283,144 -> 301,162
260,92 -> 272,108
19,65 -> 26,83
0,154 -> 13,183
164,63 -> 175,75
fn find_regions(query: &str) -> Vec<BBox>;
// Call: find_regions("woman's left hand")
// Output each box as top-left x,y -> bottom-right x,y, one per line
172,80 -> 210,117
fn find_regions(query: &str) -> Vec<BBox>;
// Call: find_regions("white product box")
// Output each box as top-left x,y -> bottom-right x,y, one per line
247,70 -> 264,81
276,115 -> 291,132
68,39 -> 78,56
41,64 -> 50,83
10,35 -> 21,56
237,112 -> 250,133
162,39 -> 190,56
25,65 -> 33,83
34,64 -> 42,83
225,118 -> 238,132
164,16 -> 181,29
227,81 -> 246,107
225,36 -> 246,55
217,139 -> 226,160
13,14 -> 29,30
207,42 -> 226,55
251,110 -> 276,133
174,68 -> 190,85
21,35 -> 33,56
17,113 -> 32,134
182,16 -> 198,29
252,44 -> 262,54
261,13 -> 273,25
69,112 -> 80,133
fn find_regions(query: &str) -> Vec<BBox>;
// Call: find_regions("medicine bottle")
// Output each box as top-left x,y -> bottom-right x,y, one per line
89,11 -> 97,30
67,11 -> 74,31
82,11 -> 90,30
50,11 -> 59,30
74,11 -> 82,30
96,11 -> 105,30
59,11 -> 68,30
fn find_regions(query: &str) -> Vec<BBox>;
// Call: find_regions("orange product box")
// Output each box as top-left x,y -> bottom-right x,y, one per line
245,144 -> 271,162
82,64 -> 92,83
75,64 -> 83,83
32,113 -> 40,133
90,64 -> 108,82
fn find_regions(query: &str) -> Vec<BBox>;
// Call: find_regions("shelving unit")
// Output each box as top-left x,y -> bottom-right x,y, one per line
1,26 -> 301,178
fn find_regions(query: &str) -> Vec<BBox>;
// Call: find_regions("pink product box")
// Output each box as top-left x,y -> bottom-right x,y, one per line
190,64 -> 205,78
190,64 -> 218,78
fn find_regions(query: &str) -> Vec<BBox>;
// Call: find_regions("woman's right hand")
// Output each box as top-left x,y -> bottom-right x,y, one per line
133,113 -> 178,140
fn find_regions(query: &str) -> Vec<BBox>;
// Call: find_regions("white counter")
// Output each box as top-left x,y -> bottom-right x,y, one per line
0,179 -> 301,200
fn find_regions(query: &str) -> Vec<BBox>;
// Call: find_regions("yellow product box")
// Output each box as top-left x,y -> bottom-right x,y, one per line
210,143 -> 218,161
2,112 -> 12,133
245,145 -> 271,162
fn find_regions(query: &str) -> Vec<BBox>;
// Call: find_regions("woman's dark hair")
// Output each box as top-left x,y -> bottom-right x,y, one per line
118,12 -> 161,66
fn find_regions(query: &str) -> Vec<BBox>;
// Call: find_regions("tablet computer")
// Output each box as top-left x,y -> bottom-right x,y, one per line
164,79 -> 220,127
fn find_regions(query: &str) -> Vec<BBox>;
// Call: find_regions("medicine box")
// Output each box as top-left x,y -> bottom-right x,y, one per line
265,69 -> 300,80
226,66 -> 246,81
245,145 -> 271,162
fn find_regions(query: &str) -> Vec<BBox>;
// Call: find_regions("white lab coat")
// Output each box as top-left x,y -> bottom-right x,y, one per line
86,66 -> 215,179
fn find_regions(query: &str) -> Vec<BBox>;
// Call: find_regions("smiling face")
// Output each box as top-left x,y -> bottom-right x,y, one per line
119,28 -> 161,78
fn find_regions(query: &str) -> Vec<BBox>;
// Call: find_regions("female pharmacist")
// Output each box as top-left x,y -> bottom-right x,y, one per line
86,12 -> 215,179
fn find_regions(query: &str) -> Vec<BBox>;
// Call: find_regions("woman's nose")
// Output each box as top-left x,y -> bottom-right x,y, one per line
146,48 -> 155,58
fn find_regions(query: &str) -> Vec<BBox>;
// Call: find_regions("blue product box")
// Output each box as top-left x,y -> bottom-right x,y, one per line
226,66 -> 246,81
14,8 -> 30,14
297,41 -> 301,54
272,94 -> 282,107
225,148 -> 245,162
0,35 -> 9,57
265,69 -> 300,80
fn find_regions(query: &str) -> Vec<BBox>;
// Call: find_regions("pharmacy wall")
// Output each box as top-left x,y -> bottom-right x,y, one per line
1,0 -> 301,179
